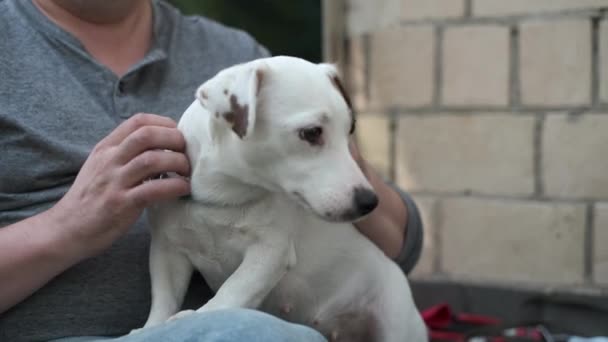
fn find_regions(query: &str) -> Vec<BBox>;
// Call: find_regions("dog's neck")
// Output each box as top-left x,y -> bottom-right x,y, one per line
190,168 -> 269,207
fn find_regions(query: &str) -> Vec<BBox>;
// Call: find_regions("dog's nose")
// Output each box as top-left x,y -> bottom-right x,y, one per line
353,187 -> 379,216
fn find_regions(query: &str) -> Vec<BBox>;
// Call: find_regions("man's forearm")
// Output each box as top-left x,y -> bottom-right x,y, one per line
0,208 -> 84,314
353,161 -> 407,259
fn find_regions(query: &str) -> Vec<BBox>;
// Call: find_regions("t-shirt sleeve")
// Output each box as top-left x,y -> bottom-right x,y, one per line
237,29 -> 271,59
386,181 -> 424,275
253,40 -> 272,59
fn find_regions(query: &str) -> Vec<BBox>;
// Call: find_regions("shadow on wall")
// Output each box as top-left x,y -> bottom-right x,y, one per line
168,0 -> 322,62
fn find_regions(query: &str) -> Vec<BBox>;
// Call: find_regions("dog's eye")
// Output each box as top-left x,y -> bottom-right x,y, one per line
298,126 -> 323,145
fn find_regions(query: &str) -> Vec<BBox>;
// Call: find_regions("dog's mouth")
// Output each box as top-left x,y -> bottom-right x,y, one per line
291,191 -> 314,212
289,191 -> 363,223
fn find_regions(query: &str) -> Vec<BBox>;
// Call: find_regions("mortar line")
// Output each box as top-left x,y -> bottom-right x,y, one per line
433,26 -> 444,109
388,110 -> 397,182
510,25 -> 521,109
342,36 -> 352,92
412,275 -> 608,295
585,203 -> 595,283
363,33 -> 371,105
406,190 -> 606,204
464,0 -> 473,18
591,16 -> 600,106
395,8 -> 601,27
362,105 -> 608,114
433,198 -> 444,275
533,113 -> 545,197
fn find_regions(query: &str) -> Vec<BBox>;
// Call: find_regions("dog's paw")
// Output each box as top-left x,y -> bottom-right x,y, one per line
167,309 -> 196,322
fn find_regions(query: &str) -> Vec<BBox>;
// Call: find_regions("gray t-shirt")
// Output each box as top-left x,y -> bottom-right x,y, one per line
0,1 -> 423,341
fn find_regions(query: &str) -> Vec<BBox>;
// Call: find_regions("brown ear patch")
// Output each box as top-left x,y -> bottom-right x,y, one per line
222,94 -> 249,139
329,74 -> 356,134
329,75 -> 353,111
256,69 -> 265,96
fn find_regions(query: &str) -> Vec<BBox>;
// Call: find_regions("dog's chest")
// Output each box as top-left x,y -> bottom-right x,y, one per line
166,201 -> 283,288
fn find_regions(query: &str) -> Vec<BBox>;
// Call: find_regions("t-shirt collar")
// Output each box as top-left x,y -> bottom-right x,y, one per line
13,0 -> 169,75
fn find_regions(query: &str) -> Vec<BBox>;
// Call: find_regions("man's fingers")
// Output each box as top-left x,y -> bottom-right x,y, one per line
128,178 -> 191,208
120,150 -> 190,187
114,126 -> 186,163
99,113 -> 177,148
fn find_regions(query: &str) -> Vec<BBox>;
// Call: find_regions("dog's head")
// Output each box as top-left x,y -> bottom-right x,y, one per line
195,56 -> 377,222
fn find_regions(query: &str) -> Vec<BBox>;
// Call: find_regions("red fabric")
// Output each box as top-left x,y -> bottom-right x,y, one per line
422,303 -> 454,329
429,330 -> 466,341
420,304 -> 549,341
421,303 -> 502,341
458,312 -> 501,325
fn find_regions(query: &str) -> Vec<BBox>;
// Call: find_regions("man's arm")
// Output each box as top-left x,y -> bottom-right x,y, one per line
0,209 -> 84,313
0,114 -> 191,314
350,141 -> 423,274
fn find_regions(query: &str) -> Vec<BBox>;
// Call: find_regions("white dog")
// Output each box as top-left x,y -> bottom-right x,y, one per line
139,56 -> 427,341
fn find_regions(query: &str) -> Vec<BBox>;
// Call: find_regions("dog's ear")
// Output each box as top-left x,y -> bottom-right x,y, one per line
319,63 -> 353,111
196,63 -> 265,140
319,63 -> 356,134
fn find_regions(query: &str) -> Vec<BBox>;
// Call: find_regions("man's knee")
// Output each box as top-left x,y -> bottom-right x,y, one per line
194,308 -> 327,341
129,308 -> 327,342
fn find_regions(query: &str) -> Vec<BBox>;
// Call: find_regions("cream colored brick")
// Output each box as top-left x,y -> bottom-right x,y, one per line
397,114 -> 535,195
346,0 -> 400,35
443,25 -> 510,106
474,0 -> 608,16
401,0 -> 464,20
370,26 -> 435,108
409,196 -> 437,277
356,115 -> 390,178
543,114 -> 608,199
520,19 -> 591,106
594,203 -> 608,284
601,20 -> 608,103
441,197 -> 586,284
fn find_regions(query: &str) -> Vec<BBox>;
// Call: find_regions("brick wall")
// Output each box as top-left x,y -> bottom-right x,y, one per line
324,0 -> 608,291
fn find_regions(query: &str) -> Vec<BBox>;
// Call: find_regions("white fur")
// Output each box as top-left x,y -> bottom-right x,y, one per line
138,56 -> 428,341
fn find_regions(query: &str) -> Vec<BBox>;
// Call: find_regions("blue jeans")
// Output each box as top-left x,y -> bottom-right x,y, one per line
51,308 -> 327,342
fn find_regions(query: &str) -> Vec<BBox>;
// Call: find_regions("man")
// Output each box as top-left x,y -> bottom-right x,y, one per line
0,0 -> 424,341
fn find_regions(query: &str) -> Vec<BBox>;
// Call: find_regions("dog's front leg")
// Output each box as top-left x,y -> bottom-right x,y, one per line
200,236 -> 296,312
140,235 -> 193,329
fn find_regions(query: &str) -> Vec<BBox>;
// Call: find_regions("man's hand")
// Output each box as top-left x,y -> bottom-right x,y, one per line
348,138 -> 368,176
0,113 -> 191,313
348,137 -> 408,259
48,113 -> 191,259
